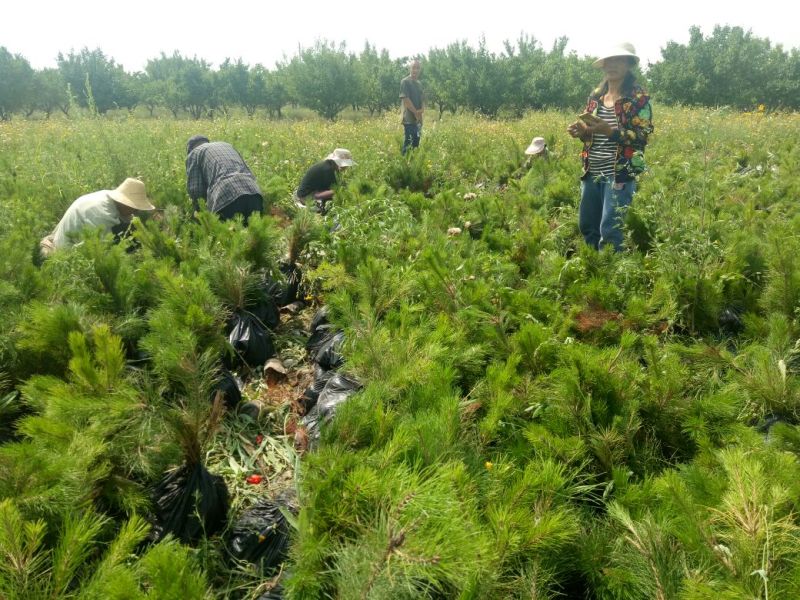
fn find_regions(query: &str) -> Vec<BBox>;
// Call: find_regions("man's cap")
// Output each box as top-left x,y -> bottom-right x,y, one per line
187,135 -> 210,155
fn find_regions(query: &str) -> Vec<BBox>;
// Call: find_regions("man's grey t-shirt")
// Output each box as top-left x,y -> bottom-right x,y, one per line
399,76 -> 423,125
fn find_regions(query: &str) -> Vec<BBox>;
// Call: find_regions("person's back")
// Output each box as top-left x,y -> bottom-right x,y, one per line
41,178 -> 154,257
297,159 -> 337,200
186,140 -> 262,216
52,190 -> 120,249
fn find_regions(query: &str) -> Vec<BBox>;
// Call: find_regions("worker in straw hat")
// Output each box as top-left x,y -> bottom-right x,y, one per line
295,148 -> 356,214
567,42 -> 653,252
39,178 -> 155,257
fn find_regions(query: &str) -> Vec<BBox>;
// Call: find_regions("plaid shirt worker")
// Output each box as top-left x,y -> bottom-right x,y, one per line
186,142 -> 263,214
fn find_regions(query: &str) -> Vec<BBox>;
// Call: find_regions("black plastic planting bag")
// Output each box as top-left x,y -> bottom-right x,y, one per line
229,498 -> 293,572
317,374 -> 362,418
152,463 -> 230,544
719,307 -> 743,335
302,374 -> 362,441
305,306 -> 332,353
253,279 -> 282,331
301,369 -> 335,413
278,262 -> 303,307
228,312 -> 274,368
309,305 -> 330,334
313,331 -> 345,371
210,369 -> 242,409
306,324 -> 334,355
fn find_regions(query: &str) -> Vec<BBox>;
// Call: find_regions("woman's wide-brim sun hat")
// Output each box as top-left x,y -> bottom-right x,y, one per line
525,137 -> 546,156
593,43 -> 639,68
108,178 -> 155,211
327,148 -> 356,168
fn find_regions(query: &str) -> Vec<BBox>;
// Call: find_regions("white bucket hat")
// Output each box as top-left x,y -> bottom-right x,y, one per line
593,43 -> 639,68
326,148 -> 356,168
525,137 -> 546,156
107,178 -> 155,211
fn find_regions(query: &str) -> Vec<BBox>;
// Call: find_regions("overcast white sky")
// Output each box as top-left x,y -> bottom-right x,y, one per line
3,0 -> 798,71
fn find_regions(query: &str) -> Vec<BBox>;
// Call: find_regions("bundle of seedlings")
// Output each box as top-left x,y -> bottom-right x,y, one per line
151,367 -> 230,545
228,491 -> 297,573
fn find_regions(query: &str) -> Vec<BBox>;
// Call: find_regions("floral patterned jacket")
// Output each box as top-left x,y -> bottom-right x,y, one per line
580,84 -> 653,182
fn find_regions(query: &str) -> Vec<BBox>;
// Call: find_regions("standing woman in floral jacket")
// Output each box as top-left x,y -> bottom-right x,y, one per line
567,43 -> 653,251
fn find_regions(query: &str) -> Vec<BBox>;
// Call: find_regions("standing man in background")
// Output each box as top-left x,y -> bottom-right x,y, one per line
400,59 -> 424,155
185,135 -> 264,224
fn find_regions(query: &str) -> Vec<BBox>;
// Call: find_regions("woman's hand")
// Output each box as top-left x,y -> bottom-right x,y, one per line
567,121 -> 587,138
586,120 -> 616,137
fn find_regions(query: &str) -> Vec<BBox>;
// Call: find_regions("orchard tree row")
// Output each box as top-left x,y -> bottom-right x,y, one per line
1,26 -> 798,121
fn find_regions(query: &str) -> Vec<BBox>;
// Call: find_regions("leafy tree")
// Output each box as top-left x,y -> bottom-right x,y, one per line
145,52 -> 215,118
286,41 -> 359,120
216,58 -> 250,114
357,42 -> 404,116
0,47 -> 34,120
425,46 -> 466,118
25,68 -> 70,119
649,26 -> 789,109
56,48 -> 128,114
264,67 -> 289,118
464,38 -> 507,117
180,57 -> 215,119
134,72 -> 160,117
144,54 -> 186,117
501,34 -> 547,115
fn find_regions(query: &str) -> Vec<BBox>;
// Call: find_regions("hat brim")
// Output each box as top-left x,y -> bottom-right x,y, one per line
108,191 -> 155,211
525,144 -> 546,155
592,53 -> 639,68
332,159 -> 356,167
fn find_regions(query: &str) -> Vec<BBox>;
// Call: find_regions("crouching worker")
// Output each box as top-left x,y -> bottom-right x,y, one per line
295,148 -> 356,214
39,178 -> 155,258
186,135 -> 264,224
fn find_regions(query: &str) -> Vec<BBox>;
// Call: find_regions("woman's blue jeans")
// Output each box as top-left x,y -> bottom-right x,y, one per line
578,176 -> 636,251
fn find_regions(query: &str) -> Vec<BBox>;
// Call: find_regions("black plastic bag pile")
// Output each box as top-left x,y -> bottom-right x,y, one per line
302,306 -> 342,407
299,306 -> 362,444
227,311 -> 275,370
279,261 -> 304,307
209,369 -> 242,409
228,495 -> 295,573
305,306 -> 345,372
302,373 -> 362,443
253,276 -> 283,331
151,462 -> 230,544
312,330 -> 345,372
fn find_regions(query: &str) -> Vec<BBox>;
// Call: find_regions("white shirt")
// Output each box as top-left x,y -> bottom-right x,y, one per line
51,190 -> 122,249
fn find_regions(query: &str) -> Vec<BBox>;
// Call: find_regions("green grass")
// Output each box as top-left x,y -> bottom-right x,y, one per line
1,107 -> 800,598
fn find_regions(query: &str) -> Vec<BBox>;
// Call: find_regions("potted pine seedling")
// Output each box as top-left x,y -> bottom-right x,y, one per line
151,376 -> 230,545
279,208 -> 321,308
207,259 -> 277,373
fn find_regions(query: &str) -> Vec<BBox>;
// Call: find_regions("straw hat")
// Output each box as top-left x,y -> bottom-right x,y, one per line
525,137 -> 547,156
326,148 -> 356,168
593,43 -> 639,68
107,178 -> 155,211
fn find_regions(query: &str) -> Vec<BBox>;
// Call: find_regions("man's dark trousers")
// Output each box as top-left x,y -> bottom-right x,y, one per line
402,124 -> 421,154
